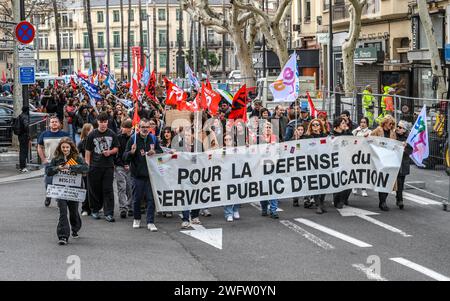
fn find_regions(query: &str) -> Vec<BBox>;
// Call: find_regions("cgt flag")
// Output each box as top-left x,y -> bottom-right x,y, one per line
164,77 -> 187,108
407,105 -> 429,167
200,83 -> 221,115
228,84 -> 248,122
269,52 -> 299,102
145,70 -> 159,104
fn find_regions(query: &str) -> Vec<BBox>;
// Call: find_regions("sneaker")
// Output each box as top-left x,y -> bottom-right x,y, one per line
91,212 -> 101,220
226,216 -> 233,222
58,237 -> 68,245
105,215 -> 115,222
233,211 -> 240,220
191,217 -> 202,225
127,210 -> 134,217
181,221 -> 190,229
261,210 -> 268,217
133,219 -> 141,229
201,209 -> 212,217
147,223 -> 158,232
44,197 -> 51,207
270,212 -> 279,219
379,202 -> 390,211
293,199 -> 299,207
81,211 -> 89,216
72,232 -> 79,239
120,210 -> 127,219
20,168 -> 29,173
361,190 -> 368,197
396,199 -> 404,210
352,188 -> 358,194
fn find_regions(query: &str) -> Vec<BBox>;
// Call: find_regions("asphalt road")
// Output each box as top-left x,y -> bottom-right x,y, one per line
0,170 -> 449,281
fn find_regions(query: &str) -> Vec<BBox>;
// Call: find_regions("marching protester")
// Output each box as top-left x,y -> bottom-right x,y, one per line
317,111 -> 332,134
394,120 -> 413,210
305,119 -> 328,214
123,118 -> 162,231
115,119 -> 133,219
331,117 -> 351,209
285,110 -> 304,141
352,117 -> 372,197
77,123 -> 94,216
340,110 -> 357,134
289,123 -> 307,207
371,115 -> 397,211
85,112 -> 120,222
270,105 -> 288,142
37,116 -> 70,207
223,133 -> 241,222
45,137 -> 88,245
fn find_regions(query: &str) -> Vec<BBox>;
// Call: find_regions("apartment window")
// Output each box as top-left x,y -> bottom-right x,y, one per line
83,12 -> 87,24
114,53 -> 121,69
129,9 -> 134,21
84,58 -> 90,70
129,31 -> 135,46
158,9 -> 166,21
159,52 -> 167,68
83,32 -> 89,48
176,9 -> 181,21
419,14 -> 444,49
176,29 -> 184,46
113,10 -> 120,22
39,60 -> 49,73
304,0 -> 311,23
60,32 -> 73,49
97,11 -> 104,23
141,9 -> 147,20
59,13 -> 73,27
113,31 -> 120,48
323,0 -> 329,11
38,34 -> 48,50
159,29 -> 167,47
207,29 -> 215,44
143,30 -> 148,48
98,32 -> 105,48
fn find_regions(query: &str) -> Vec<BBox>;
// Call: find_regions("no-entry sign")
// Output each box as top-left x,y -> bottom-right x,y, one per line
15,21 -> 35,44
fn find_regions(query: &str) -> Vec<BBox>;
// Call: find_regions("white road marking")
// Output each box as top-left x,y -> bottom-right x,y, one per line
181,224 -> 223,250
294,218 -> 372,248
250,202 -> 284,212
280,220 -> 335,250
390,257 -> 450,281
357,215 -> 412,238
403,192 -> 442,205
351,264 -> 388,281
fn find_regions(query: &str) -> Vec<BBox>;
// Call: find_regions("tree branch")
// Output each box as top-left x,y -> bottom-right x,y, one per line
274,0 -> 293,25
232,0 -> 269,23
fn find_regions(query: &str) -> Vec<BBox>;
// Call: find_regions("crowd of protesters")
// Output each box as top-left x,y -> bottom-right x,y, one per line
13,76 -> 412,246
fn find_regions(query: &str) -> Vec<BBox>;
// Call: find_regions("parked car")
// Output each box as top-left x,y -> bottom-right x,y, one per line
0,104 -> 48,145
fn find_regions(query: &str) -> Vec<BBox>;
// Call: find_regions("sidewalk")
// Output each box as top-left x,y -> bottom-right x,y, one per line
0,148 -> 44,184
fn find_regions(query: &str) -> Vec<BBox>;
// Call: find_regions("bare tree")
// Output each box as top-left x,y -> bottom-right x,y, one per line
52,0 -> 62,75
342,0 -> 367,94
84,0 -> 96,72
231,0 -> 293,66
417,0 -> 446,98
182,0 -> 257,86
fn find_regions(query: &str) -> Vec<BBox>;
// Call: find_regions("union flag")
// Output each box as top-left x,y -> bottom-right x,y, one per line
228,84 -> 248,122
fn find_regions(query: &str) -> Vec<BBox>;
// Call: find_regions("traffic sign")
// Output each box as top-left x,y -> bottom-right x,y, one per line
19,66 -> 35,84
15,21 -> 35,44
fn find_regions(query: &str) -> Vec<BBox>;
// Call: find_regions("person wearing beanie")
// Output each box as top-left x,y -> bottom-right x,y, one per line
394,120 -> 413,209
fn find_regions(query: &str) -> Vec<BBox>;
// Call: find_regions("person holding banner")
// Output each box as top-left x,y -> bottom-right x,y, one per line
46,138 -> 89,245
305,119 -> 328,214
289,124 -> 308,208
371,115 -> 397,211
223,133 -> 241,222
123,118 -> 163,232
394,120 -> 413,210
352,117 -> 372,197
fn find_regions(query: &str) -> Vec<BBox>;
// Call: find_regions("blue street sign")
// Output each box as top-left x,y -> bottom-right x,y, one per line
19,66 -> 35,85
445,44 -> 450,64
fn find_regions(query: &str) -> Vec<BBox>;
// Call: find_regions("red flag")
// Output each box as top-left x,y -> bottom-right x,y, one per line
145,70 -> 159,104
77,70 -> 88,79
70,77 -> 77,90
132,102 -> 140,128
1,70 -> 6,83
306,91 -> 318,119
228,84 -> 248,122
205,78 -> 212,90
54,79 -> 59,89
164,77 -> 187,108
131,72 -> 140,101
201,83 -> 221,115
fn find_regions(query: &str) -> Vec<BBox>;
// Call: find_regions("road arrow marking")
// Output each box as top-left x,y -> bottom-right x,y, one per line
181,224 -> 223,250
403,192 -> 442,205
294,218 -> 372,248
337,206 -> 412,238
352,264 -> 388,281
280,220 -> 335,250
390,257 -> 450,281
250,202 -> 284,212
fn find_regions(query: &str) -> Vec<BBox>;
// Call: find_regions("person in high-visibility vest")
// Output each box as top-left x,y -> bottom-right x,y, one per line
362,85 -> 375,128
376,85 -> 391,125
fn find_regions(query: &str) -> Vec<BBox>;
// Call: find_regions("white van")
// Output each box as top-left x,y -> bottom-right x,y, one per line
35,74 -> 66,89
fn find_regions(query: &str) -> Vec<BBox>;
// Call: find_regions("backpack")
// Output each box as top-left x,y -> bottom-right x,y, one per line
12,116 -> 22,136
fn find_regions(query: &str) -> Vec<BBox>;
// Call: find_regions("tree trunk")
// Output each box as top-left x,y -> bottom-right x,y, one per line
52,0 -> 62,75
418,0 -> 447,98
120,0 -> 124,80
231,30 -> 255,87
342,0 -> 366,95
127,0 -> 131,80
85,0 -> 96,72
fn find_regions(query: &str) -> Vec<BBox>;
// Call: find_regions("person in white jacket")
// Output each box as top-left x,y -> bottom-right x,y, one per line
352,117 -> 372,197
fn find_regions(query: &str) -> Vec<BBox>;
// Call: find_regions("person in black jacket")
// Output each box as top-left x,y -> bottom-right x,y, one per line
115,119 -> 133,218
17,106 -> 30,173
395,120 -> 413,210
331,117 -> 351,209
123,118 -> 163,232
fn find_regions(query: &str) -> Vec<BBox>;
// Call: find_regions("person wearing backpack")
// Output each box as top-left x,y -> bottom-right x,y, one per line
14,106 -> 30,173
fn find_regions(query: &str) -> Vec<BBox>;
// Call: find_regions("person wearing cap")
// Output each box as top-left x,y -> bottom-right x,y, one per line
394,120 -> 413,210
300,107 -> 311,123
362,85 -> 375,128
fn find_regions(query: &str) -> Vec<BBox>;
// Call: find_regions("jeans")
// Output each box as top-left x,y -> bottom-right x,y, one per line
181,209 -> 200,222
18,135 -> 29,169
81,176 -> 90,214
57,199 -> 81,239
88,166 -> 115,216
132,177 -> 155,224
260,200 -> 278,214
74,133 -> 81,145
115,166 -> 132,212
224,204 -> 240,218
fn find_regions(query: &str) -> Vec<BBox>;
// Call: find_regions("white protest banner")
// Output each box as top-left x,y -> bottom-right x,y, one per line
146,136 -> 404,212
52,171 -> 82,187
46,185 -> 86,202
